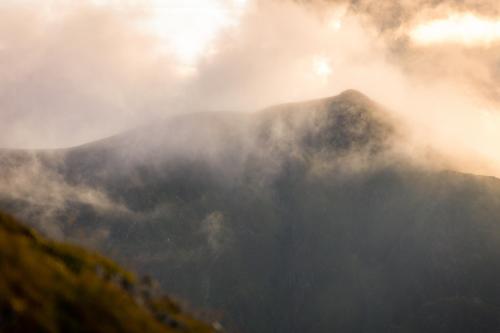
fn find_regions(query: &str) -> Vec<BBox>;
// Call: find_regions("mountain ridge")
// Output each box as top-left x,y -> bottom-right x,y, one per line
2,90 -> 500,332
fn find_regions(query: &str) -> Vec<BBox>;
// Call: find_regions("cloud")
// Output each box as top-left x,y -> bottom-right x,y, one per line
201,211 -> 228,254
0,1 -> 186,148
1,0 -> 500,177
0,151 -> 129,237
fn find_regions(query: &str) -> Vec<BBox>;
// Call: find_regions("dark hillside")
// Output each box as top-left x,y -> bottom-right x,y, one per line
2,91 -> 500,332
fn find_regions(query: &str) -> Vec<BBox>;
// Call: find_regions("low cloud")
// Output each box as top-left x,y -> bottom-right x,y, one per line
0,152 -> 129,237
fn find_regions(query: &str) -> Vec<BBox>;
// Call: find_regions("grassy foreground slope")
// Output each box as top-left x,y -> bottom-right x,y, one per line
0,211 -> 215,333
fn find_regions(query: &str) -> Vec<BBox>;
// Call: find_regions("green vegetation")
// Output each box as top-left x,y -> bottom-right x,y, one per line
0,211 -> 215,333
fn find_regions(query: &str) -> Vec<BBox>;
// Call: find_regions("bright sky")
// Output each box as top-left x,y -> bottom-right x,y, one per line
89,0 -> 341,80
140,0 -> 248,65
83,0 -> 249,66
410,13 -> 500,46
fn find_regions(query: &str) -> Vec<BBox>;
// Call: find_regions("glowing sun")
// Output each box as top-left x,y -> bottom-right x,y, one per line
312,56 -> 332,79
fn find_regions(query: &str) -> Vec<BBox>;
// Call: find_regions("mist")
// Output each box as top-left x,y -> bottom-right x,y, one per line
1,0 -> 500,177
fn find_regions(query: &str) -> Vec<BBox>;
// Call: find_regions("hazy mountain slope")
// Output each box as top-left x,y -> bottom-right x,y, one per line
2,90 -> 500,332
0,211 -> 215,333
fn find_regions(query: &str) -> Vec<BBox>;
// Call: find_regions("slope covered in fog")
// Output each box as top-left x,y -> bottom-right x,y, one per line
2,90 -> 500,332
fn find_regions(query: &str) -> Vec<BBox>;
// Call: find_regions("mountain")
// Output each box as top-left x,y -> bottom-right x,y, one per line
0,211 -> 215,333
2,90 -> 500,332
